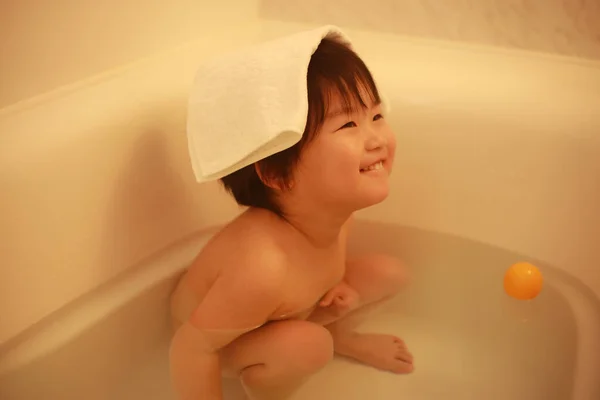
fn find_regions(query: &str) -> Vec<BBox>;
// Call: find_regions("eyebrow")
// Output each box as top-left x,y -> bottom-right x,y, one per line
325,100 -> 382,119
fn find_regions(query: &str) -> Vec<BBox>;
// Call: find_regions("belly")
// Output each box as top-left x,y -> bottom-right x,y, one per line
268,261 -> 346,323
268,284 -> 333,323
270,304 -> 317,322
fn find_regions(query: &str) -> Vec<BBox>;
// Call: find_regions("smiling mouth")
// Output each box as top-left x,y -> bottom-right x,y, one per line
360,161 -> 384,173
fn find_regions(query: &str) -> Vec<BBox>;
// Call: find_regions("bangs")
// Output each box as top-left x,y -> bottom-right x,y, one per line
304,37 -> 382,141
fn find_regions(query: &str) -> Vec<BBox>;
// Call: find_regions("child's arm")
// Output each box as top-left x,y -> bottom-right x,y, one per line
169,322 -> 224,399
169,258 -> 286,400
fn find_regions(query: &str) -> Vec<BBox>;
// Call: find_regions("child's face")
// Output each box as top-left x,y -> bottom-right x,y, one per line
293,91 -> 396,211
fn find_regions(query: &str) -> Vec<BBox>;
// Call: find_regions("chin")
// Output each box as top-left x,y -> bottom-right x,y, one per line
354,185 -> 390,210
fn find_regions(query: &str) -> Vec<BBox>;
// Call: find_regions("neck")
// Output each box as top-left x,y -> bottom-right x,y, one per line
278,194 -> 352,247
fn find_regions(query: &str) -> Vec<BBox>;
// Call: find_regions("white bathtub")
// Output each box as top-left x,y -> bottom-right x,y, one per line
1,23 -> 599,400
1,220 -> 599,399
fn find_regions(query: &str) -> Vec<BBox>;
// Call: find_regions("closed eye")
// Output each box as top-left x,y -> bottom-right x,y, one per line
373,114 -> 384,121
338,121 -> 357,130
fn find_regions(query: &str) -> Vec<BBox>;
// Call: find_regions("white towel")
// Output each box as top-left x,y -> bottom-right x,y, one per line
186,25 -> 356,183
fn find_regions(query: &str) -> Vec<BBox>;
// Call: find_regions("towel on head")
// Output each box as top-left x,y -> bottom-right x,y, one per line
186,25 -> 379,183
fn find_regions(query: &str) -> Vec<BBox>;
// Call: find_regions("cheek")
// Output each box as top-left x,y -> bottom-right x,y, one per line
389,131 -> 397,151
386,131 -> 397,164
327,143 -> 362,177
304,141 -> 361,185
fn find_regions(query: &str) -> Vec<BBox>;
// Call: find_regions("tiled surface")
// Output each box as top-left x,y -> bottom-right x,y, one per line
260,0 -> 600,60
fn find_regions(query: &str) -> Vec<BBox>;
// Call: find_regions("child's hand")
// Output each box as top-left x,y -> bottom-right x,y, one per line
319,281 -> 360,317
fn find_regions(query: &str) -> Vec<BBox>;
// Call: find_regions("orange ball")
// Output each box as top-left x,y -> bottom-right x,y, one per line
504,262 -> 543,300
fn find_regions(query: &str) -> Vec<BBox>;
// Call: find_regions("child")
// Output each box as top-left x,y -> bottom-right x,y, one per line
169,36 -> 413,400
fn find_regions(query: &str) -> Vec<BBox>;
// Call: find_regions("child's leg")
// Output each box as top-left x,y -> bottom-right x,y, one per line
326,254 -> 414,374
220,320 -> 333,399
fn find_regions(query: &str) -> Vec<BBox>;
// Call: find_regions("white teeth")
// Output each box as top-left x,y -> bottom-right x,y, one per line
361,161 -> 383,172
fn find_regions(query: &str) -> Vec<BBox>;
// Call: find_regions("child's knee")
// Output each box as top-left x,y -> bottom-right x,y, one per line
276,321 -> 334,373
349,254 -> 409,298
374,255 -> 409,293
240,321 -> 333,389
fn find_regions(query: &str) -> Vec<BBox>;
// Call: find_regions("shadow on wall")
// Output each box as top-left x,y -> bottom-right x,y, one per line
100,126 -> 190,277
99,102 -> 239,280
0,95 -> 239,343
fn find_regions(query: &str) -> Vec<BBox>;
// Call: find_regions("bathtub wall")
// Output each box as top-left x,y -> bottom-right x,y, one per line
0,0 -> 259,344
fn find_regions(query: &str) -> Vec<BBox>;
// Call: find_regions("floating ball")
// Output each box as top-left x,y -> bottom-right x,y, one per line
504,262 -> 543,300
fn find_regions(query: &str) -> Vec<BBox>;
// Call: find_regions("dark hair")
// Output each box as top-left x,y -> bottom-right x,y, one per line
220,36 -> 382,216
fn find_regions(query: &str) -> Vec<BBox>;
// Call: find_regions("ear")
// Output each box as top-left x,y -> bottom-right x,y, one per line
254,163 -> 293,191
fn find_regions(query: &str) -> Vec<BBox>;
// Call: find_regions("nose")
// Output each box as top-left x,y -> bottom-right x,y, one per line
364,125 -> 387,151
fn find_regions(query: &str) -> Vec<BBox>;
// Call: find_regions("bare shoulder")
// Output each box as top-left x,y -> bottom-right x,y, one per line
171,208 -> 292,334
187,208 -> 290,288
183,209 -> 292,335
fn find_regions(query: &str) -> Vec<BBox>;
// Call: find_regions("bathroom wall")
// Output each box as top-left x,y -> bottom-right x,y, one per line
0,0 -> 260,109
0,0 -> 260,344
260,0 -> 600,61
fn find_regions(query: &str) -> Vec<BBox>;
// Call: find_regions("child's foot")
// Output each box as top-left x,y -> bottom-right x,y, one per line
333,333 -> 414,374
